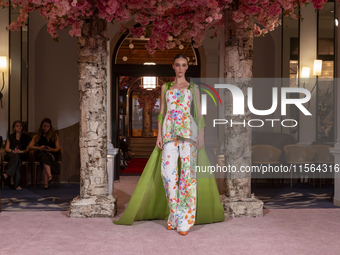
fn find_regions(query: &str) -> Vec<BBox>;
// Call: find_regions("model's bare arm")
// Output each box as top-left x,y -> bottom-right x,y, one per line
157,83 -> 166,150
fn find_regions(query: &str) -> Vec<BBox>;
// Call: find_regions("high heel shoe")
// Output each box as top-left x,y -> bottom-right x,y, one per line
48,176 -> 53,183
179,231 -> 188,236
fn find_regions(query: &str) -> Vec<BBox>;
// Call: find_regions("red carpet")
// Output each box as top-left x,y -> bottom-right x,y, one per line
120,158 -> 148,174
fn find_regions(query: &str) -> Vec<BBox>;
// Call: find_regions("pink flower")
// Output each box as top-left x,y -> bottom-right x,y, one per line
206,17 -> 213,23
290,14 -> 298,20
1,0 -> 328,52
254,24 -> 262,37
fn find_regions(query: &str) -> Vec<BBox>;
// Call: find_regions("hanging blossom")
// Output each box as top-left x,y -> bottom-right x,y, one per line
124,0 -> 231,53
131,82 -> 161,111
119,76 -> 138,90
0,0 -> 130,40
232,0 -> 329,37
0,0 -> 331,51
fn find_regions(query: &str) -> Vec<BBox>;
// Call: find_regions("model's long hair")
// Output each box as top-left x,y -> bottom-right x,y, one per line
36,118 -> 56,142
173,54 -> 189,65
11,120 -> 23,134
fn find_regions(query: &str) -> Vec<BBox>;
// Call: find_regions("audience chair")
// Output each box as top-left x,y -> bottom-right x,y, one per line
2,160 -> 31,189
0,148 -> 31,189
33,146 -> 63,188
252,145 -> 282,186
283,145 -> 316,188
311,145 -> 334,188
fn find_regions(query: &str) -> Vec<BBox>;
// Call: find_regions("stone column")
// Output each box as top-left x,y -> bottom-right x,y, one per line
220,6 -> 263,217
69,15 -> 116,218
298,3 -> 318,147
330,2 -> 340,206
330,86 -> 340,206
0,9 -> 9,138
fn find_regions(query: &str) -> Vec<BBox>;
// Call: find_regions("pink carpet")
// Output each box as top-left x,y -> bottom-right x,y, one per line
1,209 -> 340,255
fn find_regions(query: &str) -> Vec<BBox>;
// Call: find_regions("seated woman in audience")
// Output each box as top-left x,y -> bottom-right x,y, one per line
2,120 -> 30,190
28,118 -> 60,189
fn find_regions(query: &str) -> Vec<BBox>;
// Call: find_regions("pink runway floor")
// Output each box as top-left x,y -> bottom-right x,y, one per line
1,208 -> 340,255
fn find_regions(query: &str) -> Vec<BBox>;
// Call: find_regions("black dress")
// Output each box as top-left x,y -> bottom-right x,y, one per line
4,133 -> 30,188
36,135 -> 60,174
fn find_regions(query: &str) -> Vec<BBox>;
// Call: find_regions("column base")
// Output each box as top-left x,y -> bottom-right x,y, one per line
221,195 -> 263,217
107,145 -> 119,195
69,194 -> 117,218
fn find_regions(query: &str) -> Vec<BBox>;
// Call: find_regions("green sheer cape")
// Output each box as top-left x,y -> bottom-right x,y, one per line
113,81 -> 225,225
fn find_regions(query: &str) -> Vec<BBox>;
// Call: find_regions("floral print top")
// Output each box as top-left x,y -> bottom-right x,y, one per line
162,84 -> 198,143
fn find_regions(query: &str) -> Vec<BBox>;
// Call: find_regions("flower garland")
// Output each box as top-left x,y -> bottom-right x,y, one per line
0,0 -> 331,53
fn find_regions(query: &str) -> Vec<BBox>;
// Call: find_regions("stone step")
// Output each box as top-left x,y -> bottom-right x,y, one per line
131,147 -> 155,152
129,138 -> 157,158
130,138 -> 157,145
130,143 -> 155,148
130,151 -> 153,158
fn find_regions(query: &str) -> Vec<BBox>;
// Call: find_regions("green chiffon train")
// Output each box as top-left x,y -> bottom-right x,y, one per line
113,81 -> 225,225
112,144 -> 225,225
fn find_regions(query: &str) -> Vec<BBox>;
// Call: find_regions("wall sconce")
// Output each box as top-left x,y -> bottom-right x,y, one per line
301,66 -> 310,84
309,59 -> 322,94
313,60 -> 322,77
301,60 -> 322,109
0,56 -> 8,108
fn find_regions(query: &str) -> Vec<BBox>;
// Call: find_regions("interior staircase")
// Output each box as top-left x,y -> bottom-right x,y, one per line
130,137 -> 157,158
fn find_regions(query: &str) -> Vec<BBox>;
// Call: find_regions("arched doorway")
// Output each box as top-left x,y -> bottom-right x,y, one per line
111,30 -> 201,180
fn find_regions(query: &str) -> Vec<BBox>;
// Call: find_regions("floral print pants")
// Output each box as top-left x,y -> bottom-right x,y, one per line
161,138 -> 197,232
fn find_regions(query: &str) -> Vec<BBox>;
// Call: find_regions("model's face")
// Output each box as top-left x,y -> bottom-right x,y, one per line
13,123 -> 23,133
42,123 -> 51,133
172,57 -> 188,77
